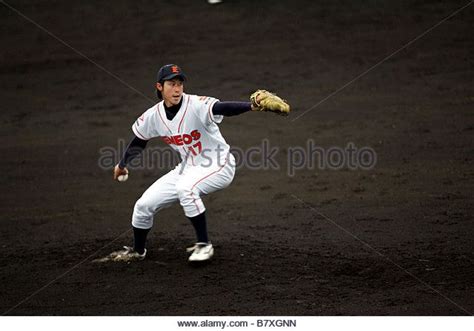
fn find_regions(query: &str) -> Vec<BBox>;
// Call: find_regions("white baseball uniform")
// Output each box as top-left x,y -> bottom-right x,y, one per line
131,93 -> 236,229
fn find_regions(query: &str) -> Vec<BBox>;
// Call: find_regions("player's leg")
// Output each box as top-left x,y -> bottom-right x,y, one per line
98,168 -> 182,262
131,167 -> 180,253
176,159 -> 235,220
176,157 -> 235,261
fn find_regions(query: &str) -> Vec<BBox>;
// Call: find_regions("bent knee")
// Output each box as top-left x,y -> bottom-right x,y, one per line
132,199 -> 154,228
176,182 -> 193,198
133,197 -> 154,216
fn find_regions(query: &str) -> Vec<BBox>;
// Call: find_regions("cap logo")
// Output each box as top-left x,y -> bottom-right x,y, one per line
171,65 -> 179,73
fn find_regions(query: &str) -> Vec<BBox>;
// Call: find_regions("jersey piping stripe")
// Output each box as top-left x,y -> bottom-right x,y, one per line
177,94 -> 191,133
133,124 -> 149,140
190,156 -> 228,214
207,99 -> 218,123
192,193 -> 201,215
156,103 -> 172,134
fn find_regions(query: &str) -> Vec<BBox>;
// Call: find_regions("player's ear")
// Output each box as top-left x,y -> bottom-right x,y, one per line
156,82 -> 163,92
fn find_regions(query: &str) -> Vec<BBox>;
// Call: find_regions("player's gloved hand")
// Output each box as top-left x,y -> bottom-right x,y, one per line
250,90 -> 290,116
113,164 -> 129,180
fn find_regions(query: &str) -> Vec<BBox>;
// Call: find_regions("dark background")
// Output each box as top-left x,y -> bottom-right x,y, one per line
0,0 -> 472,315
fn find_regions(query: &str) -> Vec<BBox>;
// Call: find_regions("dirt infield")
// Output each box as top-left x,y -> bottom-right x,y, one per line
1,0 -> 473,315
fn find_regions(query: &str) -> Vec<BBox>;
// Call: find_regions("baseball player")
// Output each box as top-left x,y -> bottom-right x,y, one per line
106,64 -> 289,263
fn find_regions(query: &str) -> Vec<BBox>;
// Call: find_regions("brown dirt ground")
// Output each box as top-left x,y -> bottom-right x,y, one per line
0,0 -> 473,315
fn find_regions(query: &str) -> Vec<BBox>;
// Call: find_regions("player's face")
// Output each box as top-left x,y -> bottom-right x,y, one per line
158,79 -> 184,107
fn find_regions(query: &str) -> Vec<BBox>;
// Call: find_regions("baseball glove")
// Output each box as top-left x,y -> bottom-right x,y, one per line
250,90 -> 290,116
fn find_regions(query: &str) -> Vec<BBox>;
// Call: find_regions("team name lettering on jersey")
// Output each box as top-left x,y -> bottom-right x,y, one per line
162,129 -> 202,156
161,129 -> 201,145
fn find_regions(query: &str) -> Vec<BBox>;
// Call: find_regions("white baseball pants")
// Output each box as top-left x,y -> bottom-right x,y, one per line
132,155 -> 235,229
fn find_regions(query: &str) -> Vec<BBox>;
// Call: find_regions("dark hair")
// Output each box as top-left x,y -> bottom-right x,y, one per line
156,84 -> 163,100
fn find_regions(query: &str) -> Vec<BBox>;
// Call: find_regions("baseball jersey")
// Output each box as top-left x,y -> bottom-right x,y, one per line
132,93 -> 230,167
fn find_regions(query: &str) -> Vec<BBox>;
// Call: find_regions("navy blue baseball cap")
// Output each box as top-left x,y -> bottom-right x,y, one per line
157,64 -> 186,83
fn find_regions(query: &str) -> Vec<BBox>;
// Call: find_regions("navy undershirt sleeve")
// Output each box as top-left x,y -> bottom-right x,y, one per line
119,136 -> 148,169
212,101 -> 251,116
